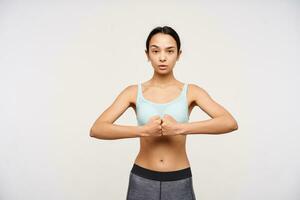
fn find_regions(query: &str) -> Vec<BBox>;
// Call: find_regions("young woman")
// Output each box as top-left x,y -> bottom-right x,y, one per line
90,26 -> 238,200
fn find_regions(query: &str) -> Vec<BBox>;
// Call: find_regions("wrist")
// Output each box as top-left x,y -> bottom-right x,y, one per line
177,123 -> 188,135
137,125 -> 148,137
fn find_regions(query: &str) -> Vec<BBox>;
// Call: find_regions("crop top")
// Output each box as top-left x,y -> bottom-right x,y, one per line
136,82 -> 189,125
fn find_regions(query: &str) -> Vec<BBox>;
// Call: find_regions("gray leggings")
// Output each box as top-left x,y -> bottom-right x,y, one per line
126,164 -> 196,200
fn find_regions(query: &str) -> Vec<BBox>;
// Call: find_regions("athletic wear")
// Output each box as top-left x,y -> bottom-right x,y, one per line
126,164 -> 197,200
136,83 -> 189,125
129,83 -> 195,199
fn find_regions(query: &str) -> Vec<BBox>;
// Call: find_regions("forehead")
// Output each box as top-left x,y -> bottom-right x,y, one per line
149,33 -> 177,48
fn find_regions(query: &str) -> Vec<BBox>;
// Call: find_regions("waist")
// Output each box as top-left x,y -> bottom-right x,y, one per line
130,163 -> 192,181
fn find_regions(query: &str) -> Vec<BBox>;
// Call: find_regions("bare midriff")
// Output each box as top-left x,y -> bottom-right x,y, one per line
133,83 -> 194,172
134,134 -> 191,172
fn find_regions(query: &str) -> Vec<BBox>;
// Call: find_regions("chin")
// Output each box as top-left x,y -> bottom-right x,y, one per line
156,70 -> 170,74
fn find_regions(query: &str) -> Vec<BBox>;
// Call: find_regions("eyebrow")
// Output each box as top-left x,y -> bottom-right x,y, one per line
150,45 -> 176,49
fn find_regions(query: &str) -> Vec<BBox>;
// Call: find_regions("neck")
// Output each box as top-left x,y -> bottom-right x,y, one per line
149,71 -> 177,86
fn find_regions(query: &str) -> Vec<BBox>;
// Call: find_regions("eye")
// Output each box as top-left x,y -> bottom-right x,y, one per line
168,50 -> 174,53
152,50 -> 159,53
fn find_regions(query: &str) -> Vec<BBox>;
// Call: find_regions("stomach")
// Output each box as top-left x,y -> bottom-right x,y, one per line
134,134 -> 191,171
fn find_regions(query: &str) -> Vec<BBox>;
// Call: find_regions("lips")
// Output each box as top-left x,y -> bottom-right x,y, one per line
158,65 -> 168,70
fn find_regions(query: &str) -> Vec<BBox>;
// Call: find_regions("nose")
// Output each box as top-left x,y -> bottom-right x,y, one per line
159,52 -> 166,62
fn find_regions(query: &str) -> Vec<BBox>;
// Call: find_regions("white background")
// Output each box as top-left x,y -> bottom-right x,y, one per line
1,0 -> 299,199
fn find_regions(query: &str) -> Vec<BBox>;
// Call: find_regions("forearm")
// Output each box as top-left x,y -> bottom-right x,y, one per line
179,116 -> 238,135
90,122 -> 144,140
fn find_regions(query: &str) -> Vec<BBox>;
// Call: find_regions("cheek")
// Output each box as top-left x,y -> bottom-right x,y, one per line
149,53 -> 158,60
170,55 -> 178,62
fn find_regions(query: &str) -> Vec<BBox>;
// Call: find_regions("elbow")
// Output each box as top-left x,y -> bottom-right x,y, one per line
228,119 -> 238,131
89,127 -> 95,137
89,122 -> 108,139
90,124 -> 100,138
223,115 -> 238,132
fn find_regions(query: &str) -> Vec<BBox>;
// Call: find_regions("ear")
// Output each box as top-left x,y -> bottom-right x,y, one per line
145,50 -> 150,61
176,50 -> 182,61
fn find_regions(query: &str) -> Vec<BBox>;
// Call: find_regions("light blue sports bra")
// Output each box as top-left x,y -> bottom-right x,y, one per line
136,82 -> 189,125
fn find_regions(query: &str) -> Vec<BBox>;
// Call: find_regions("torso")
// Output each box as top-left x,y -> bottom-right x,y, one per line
131,81 -> 197,171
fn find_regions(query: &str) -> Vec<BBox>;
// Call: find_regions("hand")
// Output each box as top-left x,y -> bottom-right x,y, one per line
142,115 -> 163,137
161,114 -> 182,136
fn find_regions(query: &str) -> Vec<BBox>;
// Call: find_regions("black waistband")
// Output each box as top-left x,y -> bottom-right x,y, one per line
131,163 -> 192,181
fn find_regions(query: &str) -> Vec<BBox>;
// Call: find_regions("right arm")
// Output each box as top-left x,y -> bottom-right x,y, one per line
89,84 -> 146,140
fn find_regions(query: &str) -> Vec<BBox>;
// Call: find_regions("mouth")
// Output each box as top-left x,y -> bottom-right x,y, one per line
158,65 -> 168,70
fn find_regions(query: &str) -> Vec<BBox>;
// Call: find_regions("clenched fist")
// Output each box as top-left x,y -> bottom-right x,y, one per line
161,114 -> 183,136
141,115 -> 162,137
141,114 -> 183,137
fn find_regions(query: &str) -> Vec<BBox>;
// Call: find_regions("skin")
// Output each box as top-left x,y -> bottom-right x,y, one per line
90,33 -> 238,171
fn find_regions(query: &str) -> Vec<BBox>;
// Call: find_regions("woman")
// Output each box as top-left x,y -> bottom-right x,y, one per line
90,26 -> 238,200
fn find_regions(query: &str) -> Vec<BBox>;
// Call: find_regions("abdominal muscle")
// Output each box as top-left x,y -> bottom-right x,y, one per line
134,134 -> 191,171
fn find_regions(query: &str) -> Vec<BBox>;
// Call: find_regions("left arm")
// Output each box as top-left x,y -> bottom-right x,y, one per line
179,84 -> 238,135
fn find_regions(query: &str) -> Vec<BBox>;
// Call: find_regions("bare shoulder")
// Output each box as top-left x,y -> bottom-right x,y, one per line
123,84 -> 138,104
117,84 -> 137,105
188,83 -> 210,101
91,83 -> 137,124
187,83 -> 238,130
188,83 -> 235,119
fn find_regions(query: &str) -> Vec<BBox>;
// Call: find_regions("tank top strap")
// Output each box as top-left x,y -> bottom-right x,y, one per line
136,82 -> 142,102
183,83 -> 188,96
